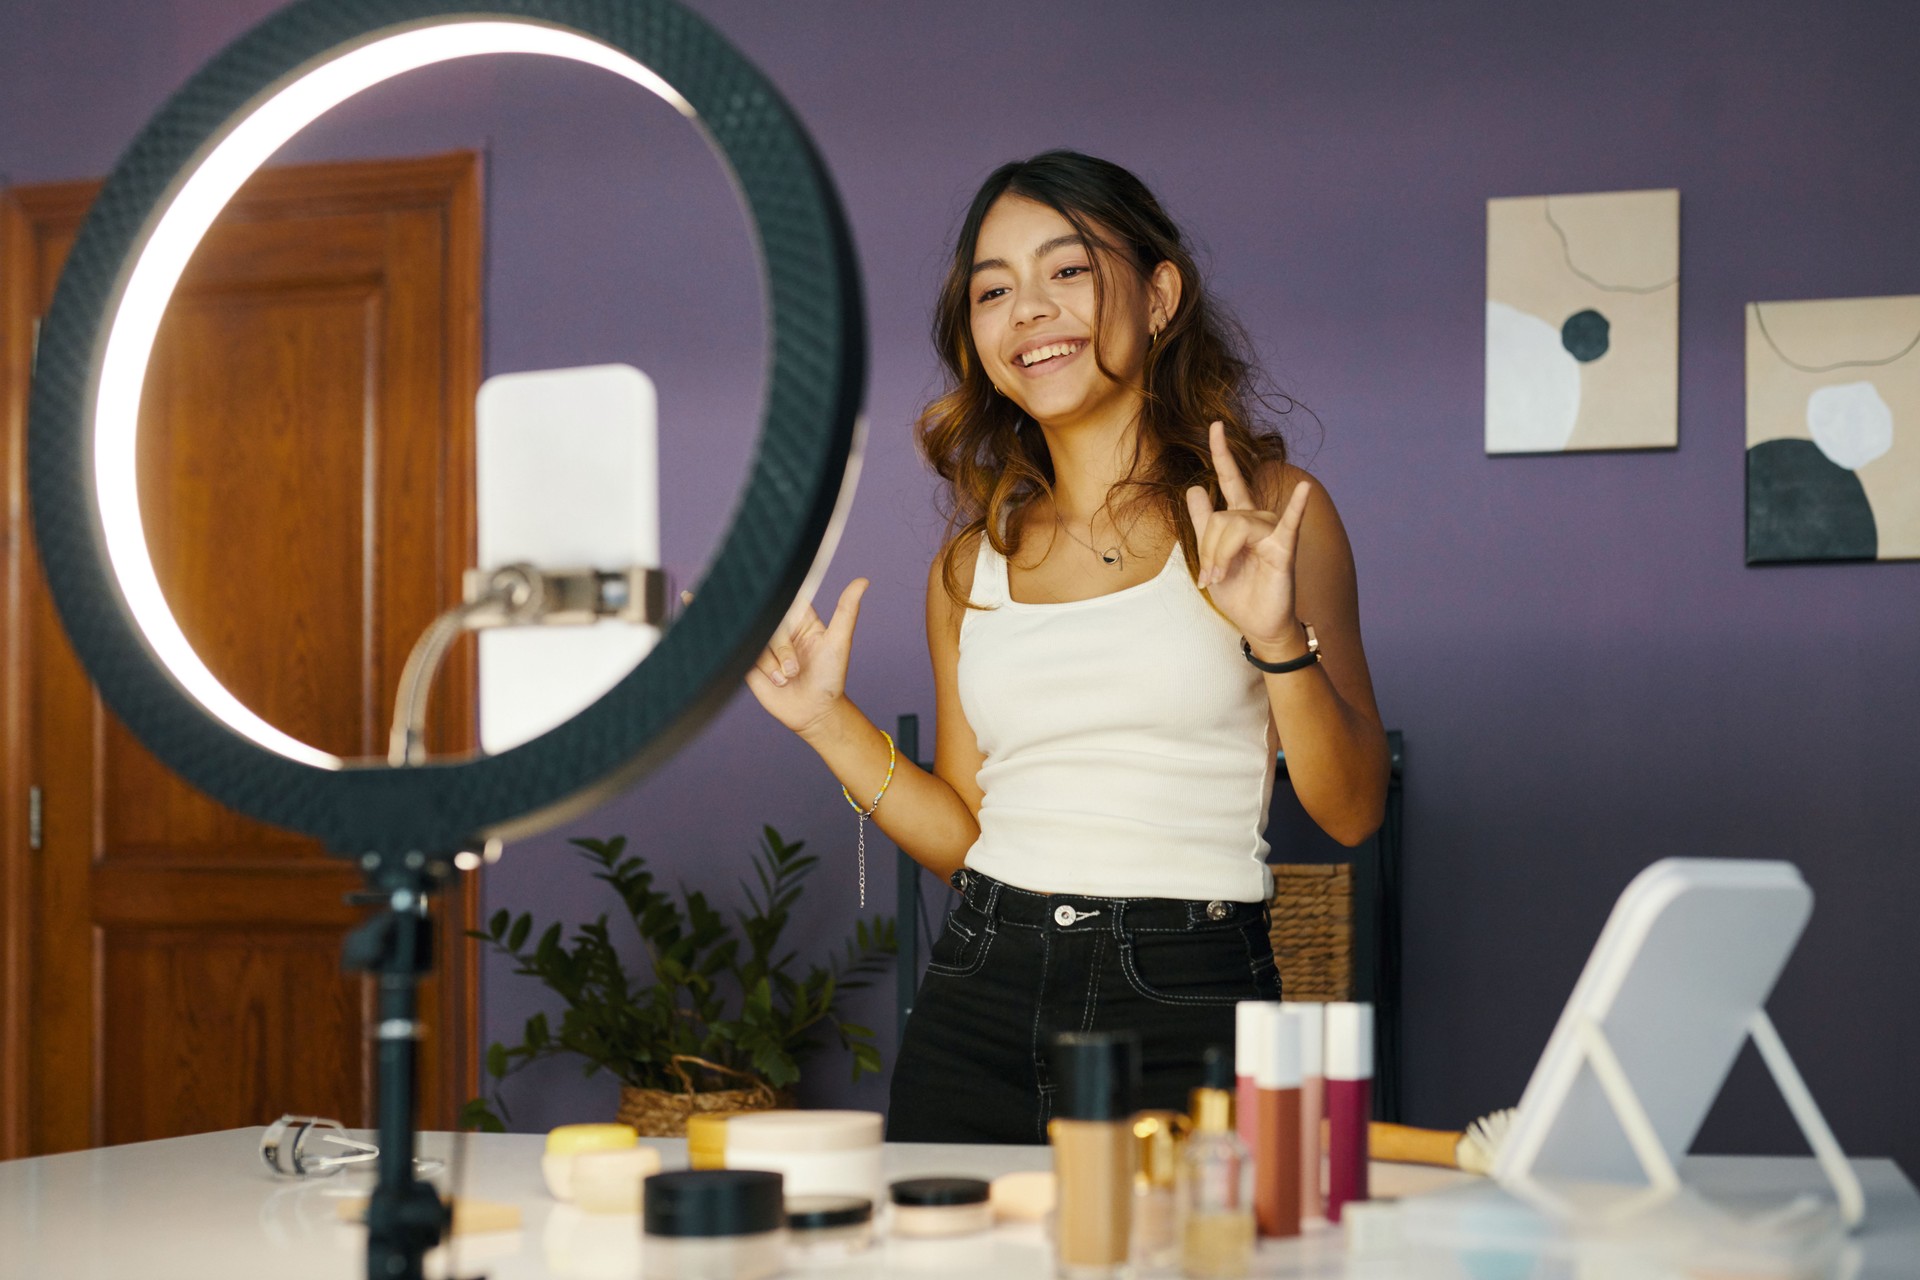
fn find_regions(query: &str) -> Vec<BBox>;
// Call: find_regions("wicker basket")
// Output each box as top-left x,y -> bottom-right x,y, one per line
614,1055 -> 790,1138
1268,863 -> 1352,1003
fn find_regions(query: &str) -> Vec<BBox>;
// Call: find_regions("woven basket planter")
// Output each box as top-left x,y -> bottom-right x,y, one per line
614,1055 -> 791,1138
1268,862 -> 1352,1003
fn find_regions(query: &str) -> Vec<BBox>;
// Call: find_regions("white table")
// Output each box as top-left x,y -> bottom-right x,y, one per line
0,1128 -> 1912,1278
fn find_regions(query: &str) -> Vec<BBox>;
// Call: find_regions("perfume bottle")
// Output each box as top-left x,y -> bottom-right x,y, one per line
1130,1109 -> 1184,1273
1177,1047 -> 1255,1280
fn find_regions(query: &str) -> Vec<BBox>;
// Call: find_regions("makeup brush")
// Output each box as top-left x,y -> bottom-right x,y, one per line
1365,1109 -> 1516,1175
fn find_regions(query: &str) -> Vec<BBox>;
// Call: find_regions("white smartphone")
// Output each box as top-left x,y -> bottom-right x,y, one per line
474,363 -> 659,754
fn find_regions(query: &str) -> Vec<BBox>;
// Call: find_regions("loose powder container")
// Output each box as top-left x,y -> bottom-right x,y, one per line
724,1109 -> 884,1203
784,1194 -> 874,1266
889,1176 -> 993,1238
542,1122 -> 638,1202
990,1169 -> 1057,1224
642,1169 -> 786,1280
570,1145 -> 662,1215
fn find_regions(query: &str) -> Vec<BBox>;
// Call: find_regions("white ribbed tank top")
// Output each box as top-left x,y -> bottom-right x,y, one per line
957,537 -> 1275,902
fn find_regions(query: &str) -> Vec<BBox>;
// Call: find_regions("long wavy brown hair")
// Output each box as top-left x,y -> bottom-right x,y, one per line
917,150 -> 1297,607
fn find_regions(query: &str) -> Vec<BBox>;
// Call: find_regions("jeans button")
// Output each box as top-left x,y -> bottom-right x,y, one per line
1206,900 -> 1229,921
1053,904 -> 1076,927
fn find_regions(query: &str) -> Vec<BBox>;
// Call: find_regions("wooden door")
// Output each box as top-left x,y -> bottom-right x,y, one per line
0,153 -> 482,1156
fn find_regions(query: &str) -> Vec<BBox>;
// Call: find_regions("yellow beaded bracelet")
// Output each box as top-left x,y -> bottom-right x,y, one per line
841,730 -> 896,909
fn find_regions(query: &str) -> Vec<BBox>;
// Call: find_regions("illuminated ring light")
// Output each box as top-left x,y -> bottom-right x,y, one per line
28,0 -> 864,855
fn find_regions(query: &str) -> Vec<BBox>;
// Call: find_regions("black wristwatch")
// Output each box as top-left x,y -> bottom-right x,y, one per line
1241,624 -> 1319,674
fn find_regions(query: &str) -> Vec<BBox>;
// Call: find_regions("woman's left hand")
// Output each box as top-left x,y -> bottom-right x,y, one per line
1184,420 -> 1311,652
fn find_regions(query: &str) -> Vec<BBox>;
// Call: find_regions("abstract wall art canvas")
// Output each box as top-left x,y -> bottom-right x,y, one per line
1486,189 -> 1679,454
1746,294 -> 1920,563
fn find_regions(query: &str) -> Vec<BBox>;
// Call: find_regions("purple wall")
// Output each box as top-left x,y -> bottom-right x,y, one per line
6,1 -> 1915,1173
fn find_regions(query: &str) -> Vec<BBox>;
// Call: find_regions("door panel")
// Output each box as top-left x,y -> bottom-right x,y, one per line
1,153 -> 482,1156
98,926 -> 366,1142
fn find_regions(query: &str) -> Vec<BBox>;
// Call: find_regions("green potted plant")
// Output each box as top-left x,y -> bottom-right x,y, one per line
462,827 -> 897,1135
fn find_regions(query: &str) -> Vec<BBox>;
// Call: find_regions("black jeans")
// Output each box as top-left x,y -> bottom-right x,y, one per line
886,868 -> 1282,1144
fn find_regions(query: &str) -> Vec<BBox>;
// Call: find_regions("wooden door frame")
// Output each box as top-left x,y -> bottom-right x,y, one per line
0,153 -> 484,1158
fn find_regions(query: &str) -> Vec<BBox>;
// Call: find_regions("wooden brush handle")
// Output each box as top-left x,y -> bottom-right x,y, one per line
1367,1121 -> 1463,1168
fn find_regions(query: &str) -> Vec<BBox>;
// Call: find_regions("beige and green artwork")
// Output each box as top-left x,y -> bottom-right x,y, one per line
1746,294 -> 1920,563
1485,189 -> 1679,454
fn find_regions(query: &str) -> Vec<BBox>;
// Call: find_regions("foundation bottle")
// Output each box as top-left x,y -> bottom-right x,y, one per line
1129,1110 -> 1184,1272
1177,1047 -> 1254,1280
1049,1030 -> 1141,1280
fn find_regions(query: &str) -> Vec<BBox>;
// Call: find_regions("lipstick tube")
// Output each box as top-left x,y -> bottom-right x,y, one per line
1282,1002 -> 1325,1223
1323,1002 -> 1372,1225
1251,1004 -> 1300,1239
1233,1001 -> 1269,1158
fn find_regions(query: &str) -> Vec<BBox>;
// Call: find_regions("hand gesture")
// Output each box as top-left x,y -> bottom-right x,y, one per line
1183,421 -> 1310,651
744,578 -> 869,737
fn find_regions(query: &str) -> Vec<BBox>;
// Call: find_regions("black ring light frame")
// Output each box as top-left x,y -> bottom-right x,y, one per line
29,0 -> 865,859
27,4 -> 863,1276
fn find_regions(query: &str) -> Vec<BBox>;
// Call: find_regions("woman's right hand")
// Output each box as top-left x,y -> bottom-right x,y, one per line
744,578 -> 869,738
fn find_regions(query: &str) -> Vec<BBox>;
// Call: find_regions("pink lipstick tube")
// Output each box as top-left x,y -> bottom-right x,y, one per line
1282,1002 -> 1325,1223
1233,1001 -> 1269,1157
1323,1002 -> 1372,1224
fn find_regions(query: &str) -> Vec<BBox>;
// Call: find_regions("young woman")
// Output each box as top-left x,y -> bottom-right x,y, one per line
747,151 -> 1388,1143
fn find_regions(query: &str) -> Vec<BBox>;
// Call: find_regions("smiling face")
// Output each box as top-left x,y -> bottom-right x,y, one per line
967,195 -> 1169,433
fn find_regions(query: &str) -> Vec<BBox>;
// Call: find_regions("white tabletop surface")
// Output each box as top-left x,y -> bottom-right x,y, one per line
0,1127 -> 1911,1278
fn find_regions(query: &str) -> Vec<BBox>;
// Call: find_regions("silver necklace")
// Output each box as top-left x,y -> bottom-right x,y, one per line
1056,512 -> 1125,570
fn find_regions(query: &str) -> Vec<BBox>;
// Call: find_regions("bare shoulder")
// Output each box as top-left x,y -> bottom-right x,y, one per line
1251,459 -> 1334,512
925,528 -> 982,638
1253,461 -> 1356,564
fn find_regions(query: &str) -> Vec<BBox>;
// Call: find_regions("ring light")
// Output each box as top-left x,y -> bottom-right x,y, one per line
94,23 -> 692,771
29,0 -> 867,856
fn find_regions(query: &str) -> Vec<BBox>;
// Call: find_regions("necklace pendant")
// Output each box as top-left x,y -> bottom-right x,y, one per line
1101,548 -> 1122,568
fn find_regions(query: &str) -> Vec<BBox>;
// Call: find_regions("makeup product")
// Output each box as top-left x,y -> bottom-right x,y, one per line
784,1194 -> 874,1266
686,1111 -> 745,1171
1050,1030 -> 1140,1279
1178,1047 -> 1254,1280
1283,1001 -> 1325,1222
1252,1004 -> 1301,1238
889,1177 -> 994,1238
1130,1110 -> 1184,1271
1233,1001 -> 1268,1157
542,1202 -> 643,1277
642,1169 -> 787,1280
1324,1001 -> 1373,1224
723,1109 -> 883,1204
990,1169 -> 1057,1224
571,1144 -> 663,1214
542,1122 -> 638,1202
1369,1110 -> 1513,1173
